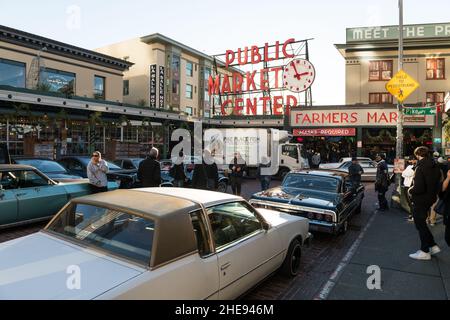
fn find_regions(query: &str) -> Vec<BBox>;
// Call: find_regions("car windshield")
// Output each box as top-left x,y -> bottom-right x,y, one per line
132,159 -> 143,168
16,159 -> 67,173
282,174 -> 339,193
46,203 -> 155,265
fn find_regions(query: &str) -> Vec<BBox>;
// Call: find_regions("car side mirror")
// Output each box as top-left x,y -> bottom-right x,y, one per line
262,221 -> 271,231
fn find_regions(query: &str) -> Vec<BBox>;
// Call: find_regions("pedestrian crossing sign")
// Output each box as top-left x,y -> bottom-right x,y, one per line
386,69 -> 420,103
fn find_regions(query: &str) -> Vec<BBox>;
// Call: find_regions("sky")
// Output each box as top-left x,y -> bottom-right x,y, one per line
1,0 -> 449,105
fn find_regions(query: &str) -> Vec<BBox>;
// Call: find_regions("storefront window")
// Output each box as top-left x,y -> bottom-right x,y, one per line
0,59 -> 26,88
185,106 -> 193,115
40,68 -> 76,95
426,92 -> 445,105
369,60 -> 393,81
94,76 -> 105,100
426,58 -> 445,80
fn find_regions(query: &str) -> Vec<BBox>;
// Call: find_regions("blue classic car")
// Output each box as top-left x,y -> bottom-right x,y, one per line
249,170 -> 364,234
0,164 -> 118,229
13,158 -> 83,181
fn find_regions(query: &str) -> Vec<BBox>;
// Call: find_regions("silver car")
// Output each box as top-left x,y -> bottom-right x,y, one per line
333,160 -> 394,182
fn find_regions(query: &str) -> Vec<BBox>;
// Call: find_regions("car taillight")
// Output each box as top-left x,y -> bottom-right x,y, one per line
307,212 -> 315,220
324,214 -> 333,222
316,213 -> 324,221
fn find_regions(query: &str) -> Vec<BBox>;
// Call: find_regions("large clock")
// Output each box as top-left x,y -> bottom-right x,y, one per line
283,59 -> 316,93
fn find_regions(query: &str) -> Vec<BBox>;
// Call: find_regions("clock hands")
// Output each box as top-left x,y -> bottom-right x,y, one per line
290,62 -> 311,80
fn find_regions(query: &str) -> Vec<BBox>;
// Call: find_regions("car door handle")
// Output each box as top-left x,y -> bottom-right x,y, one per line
16,193 -> 27,197
221,262 -> 231,271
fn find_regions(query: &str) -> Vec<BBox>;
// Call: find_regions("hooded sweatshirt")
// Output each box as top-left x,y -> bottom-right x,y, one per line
409,157 -> 442,207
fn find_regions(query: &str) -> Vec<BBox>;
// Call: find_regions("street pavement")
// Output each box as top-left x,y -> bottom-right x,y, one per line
327,194 -> 450,300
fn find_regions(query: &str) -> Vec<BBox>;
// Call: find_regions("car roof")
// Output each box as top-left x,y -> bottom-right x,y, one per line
13,157 -> 54,161
70,189 -> 202,269
290,169 -> 348,178
0,164 -> 37,171
139,187 -> 242,207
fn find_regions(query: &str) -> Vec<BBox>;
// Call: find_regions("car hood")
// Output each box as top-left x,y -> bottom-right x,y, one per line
257,208 -> 307,227
252,186 -> 338,209
0,232 -> 143,300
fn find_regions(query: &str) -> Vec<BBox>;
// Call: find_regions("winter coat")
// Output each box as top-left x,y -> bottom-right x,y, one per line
348,163 -> 364,184
229,158 -> 246,178
375,160 -> 390,192
409,157 -> 442,207
170,163 -> 186,181
192,163 -> 208,189
138,156 -> 161,187
205,163 -> 219,188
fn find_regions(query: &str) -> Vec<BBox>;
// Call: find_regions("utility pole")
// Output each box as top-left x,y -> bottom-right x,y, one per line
394,0 -> 404,201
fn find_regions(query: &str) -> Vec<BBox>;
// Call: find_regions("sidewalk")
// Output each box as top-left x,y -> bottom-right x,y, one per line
327,204 -> 450,300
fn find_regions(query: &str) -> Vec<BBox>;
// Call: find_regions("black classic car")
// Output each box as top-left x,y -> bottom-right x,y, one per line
249,170 -> 364,235
58,156 -> 137,189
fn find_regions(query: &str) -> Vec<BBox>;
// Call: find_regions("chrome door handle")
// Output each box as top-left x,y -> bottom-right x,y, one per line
221,262 -> 231,271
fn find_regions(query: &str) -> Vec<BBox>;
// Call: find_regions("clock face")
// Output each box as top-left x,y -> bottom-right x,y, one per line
283,59 -> 316,93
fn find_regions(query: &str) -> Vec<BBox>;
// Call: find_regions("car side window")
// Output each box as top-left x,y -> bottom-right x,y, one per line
206,202 -> 262,250
0,171 -> 16,190
123,160 -> 134,170
189,210 -> 210,257
12,170 -> 49,188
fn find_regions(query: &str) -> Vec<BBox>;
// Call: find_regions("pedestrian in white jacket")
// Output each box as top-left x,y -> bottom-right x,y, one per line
402,164 -> 415,187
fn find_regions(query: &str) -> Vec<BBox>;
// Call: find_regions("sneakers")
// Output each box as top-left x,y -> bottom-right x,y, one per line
430,245 -> 441,255
407,216 -> 414,222
409,250 -> 431,260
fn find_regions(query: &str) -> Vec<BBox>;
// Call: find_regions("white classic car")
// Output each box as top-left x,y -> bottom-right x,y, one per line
0,188 -> 311,300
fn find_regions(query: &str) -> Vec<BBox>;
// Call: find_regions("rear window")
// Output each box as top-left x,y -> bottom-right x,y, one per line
282,174 -> 339,193
47,204 -> 155,265
16,159 -> 67,173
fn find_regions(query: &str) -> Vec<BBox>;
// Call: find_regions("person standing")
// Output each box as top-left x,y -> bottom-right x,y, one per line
312,152 -> 321,168
170,152 -> 186,187
439,169 -> 450,247
348,157 -> 364,193
192,159 -> 208,190
408,146 -> 442,260
258,157 -> 272,191
402,157 -> 417,222
229,153 -> 246,196
375,153 -> 390,211
138,147 -> 161,188
204,150 -> 219,191
87,151 -> 109,193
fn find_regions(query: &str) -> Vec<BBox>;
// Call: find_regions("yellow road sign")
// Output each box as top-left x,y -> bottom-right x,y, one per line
385,69 -> 420,103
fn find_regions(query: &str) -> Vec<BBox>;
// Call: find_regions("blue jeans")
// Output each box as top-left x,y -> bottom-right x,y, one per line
173,180 -> 184,187
260,176 -> 271,191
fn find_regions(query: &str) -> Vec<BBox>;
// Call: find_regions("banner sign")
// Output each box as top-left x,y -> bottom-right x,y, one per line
293,128 -> 356,136
150,64 -> 157,108
159,66 -> 165,108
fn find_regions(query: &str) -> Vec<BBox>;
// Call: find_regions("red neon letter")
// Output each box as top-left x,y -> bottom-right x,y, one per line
208,75 -> 220,95
271,67 -> 283,88
251,45 -> 262,64
273,96 -> 284,115
232,73 -> 243,93
282,38 -> 295,59
261,96 -> 271,114
225,50 -> 235,68
246,71 -> 257,91
221,75 -> 231,94
260,68 -> 270,90
221,99 -> 232,115
237,47 -> 249,65
246,98 -> 258,115
234,98 -> 244,115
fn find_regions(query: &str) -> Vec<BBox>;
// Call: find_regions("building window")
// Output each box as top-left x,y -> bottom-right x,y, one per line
204,111 -> 210,118
0,58 -> 26,88
185,107 -> 193,115
40,68 -> 75,95
123,80 -> 129,96
369,60 -> 393,81
186,61 -> 193,77
426,58 -> 445,80
186,84 -> 193,99
94,76 -> 105,100
426,92 -> 445,105
369,93 -> 393,104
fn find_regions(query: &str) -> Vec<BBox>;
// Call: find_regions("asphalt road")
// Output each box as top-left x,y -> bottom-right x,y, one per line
0,178 -> 377,300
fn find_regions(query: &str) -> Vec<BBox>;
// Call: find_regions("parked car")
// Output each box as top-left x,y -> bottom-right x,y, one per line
0,164 -> 118,229
13,158 -> 83,182
319,157 -> 373,170
0,188 -> 311,299
160,157 -> 229,192
249,170 -> 364,235
58,156 -> 137,189
322,159 -> 394,182
113,158 -> 145,170
0,143 -> 10,164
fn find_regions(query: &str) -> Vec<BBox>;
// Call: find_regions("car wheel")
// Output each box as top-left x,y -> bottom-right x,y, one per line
217,181 -> 228,193
280,239 -> 302,277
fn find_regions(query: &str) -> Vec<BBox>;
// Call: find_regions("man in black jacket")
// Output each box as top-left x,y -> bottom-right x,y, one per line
170,152 -> 186,187
138,147 -> 161,188
375,153 -> 389,211
408,146 -> 442,260
348,157 -> 364,194
204,150 -> 219,191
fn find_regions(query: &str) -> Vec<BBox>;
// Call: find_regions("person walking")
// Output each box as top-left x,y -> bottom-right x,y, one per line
439,169 -> 450,247
375,153 -> 390,211
408,146 -> 442,260
258,157 -> 272,191
348,157 -> 364,193
204,150 -> 219,191
402,157 -> 417,221
229,153 -> 246,196
138,147 -> 161,188
87,151 -> 109,193
170,152 -> 186,187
